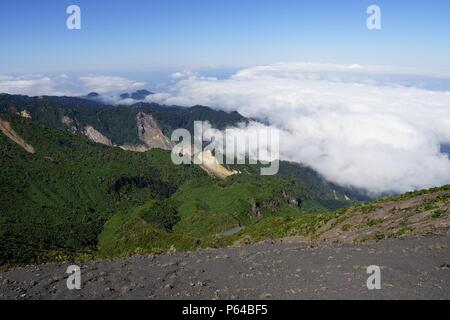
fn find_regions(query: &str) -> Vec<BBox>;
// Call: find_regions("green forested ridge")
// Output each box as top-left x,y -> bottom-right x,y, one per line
0,115 -> 353,265
0,93 -> 364,202
0,115 -> 205,264
0,94 -> 247,146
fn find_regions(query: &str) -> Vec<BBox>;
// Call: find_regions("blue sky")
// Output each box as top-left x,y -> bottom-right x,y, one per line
0,0 -> 449,76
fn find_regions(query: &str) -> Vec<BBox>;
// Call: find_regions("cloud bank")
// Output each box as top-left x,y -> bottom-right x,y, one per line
0,74 -> 145,97
147,63 -> 450,195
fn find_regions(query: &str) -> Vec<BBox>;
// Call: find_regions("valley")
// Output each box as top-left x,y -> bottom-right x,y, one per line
0,95 -> 352,266
0,93 -> 448,300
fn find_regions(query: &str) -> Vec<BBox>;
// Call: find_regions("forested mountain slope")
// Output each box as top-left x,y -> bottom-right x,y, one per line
0,115 -> 351,266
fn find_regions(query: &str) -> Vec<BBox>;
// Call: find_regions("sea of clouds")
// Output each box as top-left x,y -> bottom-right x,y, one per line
2,62 -> 450,195
145,63 -> 450,196
0,74 -> 145,97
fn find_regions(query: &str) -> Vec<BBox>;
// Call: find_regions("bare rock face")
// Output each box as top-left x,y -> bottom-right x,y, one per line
18,110 -> 32,119
118,112 -> 173,152
83,126 -> 113,146
60,115 -> 78,134
283,191 -> 300,207
196,150 -> 239,179
61,115 -> 72,126
180,147 -> 239,179
266,199 -> 280,213
119,144 -> 151,153
136,112 -> 173,150
0,117 -> 35,154
250,198 -> 262,218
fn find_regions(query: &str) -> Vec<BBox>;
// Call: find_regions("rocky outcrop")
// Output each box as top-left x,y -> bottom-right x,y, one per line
248,192 -> 299,218
195,150 -> 239,179
266,199 -> 280,213
61,115 -> 78,134
119,144 -> 151,153
83,126 -> 113,146
282,191 -> 301,207
60,115 -> 72,126
136,112 -> 173,150
181,147 -> 239,180
0,117 -> 35,154
250,198 -> 262,218
17,110 -> 32,119
116,112 -> 173,152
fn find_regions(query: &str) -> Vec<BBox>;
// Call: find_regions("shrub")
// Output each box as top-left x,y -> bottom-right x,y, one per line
367,218 -> 383,227
142,199 -> 180,230
431,209 -> 446,219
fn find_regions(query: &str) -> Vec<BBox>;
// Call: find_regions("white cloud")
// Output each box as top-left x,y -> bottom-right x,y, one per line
149,63 -> 450,195
170,70 -> 195,80
0,74 -> 145,97
78,75 -> 144,94
0,76 -> 55,96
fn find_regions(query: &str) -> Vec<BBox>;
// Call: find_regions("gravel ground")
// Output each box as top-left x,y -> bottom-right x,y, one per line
1,235 -> 449,300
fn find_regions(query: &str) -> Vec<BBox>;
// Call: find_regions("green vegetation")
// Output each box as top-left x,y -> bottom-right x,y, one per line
0,115 -> 353,266
97,172 -> 332,257
379,184 -> 450,202
141,199 -> 180,230
0,115 -> 205,265
366,218 -> 383,227
341,224 -> 353,232
431,209 -> 447,219
394,226 -> 414,237
416,202 -> 439,213
0,94 -> 247,146
97,202 -> 201,258
359,232 -> 387,243
360,204 -> 380,215
226,213 -> 334,245
1,94 -> 447,267
175,176 -> 297,236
